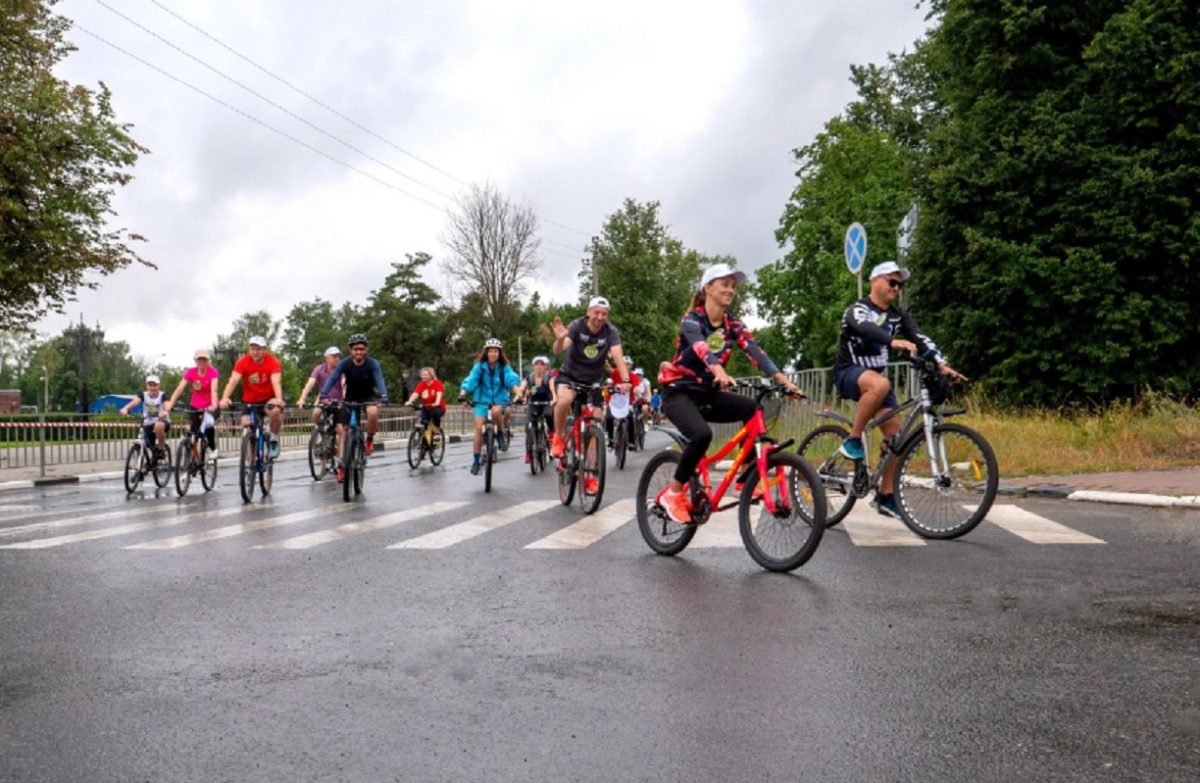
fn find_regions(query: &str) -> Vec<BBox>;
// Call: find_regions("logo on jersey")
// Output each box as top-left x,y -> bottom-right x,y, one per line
192,380 -> 202,391
583,345 -> 600,360
706,331 -> 726,352
249,373 -> 260,384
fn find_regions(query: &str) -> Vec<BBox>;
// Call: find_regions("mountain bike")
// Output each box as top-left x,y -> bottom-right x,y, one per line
609,390 -> 631,471
174,408 -> 217,496
556,380 -> 606,514
307,402 -> 340,480
524,400 -> 551,475
229,402 -> 280,504
636,379 -> 826,572
123,420 -> 173,494
796,354 -> 998,539
407,404 -> 446,468
339,400 -> 383,501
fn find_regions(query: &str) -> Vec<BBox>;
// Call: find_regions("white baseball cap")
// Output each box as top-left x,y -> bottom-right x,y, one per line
588,296 -> 610,310
324,346 -> 341,357
145,375 -> 161,384
532,355 -> 550,365
248,335 -> 268,347
700,263 -> 747,288
869,261 -> 911,281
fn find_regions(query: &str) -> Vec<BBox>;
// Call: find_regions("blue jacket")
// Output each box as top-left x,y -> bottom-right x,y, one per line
460,361 -> 520,405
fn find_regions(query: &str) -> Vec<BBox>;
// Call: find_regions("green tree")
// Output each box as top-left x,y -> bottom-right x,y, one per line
280,298 -> 363,372
363,252 -> 445,399
0,0 -> 150,331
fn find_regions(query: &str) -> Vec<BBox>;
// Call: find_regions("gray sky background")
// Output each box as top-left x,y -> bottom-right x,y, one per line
40,0 -> 932,367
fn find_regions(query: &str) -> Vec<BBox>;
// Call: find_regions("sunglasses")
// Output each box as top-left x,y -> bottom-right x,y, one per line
886,278 -> 904,289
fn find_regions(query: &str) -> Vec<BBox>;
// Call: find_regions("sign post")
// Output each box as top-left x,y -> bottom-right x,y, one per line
844,222 -> 867,298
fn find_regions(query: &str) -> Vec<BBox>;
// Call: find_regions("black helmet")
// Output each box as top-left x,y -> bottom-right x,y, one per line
348,333 -> 368,348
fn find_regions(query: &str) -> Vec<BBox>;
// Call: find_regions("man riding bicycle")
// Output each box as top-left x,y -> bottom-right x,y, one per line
459,338 -> 522,475
319,334 -> 388,482
834,261 -> 965,519
219,336 -> 284,458
297,346 -> 345,424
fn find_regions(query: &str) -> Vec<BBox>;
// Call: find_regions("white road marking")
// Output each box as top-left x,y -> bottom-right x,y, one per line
0,503 -> 191,537
525,499 -> 636,549
840,504 -> 926,546
388,500 -> 558,549
688,508 -> 745,548
253,501 -> 469,550
125,506 -> 343,549
983,504 -> 1106,544
0,505 -> 273,549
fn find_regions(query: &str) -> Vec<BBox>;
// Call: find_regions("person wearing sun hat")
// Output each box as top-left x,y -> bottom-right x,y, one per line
833,260 -> 965,519
121,373 -> 172,456
297,346 -> 345,426
166,348 -> 221,458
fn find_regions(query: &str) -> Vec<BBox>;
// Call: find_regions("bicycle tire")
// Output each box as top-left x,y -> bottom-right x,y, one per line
483,426 -> 495,493
260,449 -> 274,497
894,423 -> 999,540
613,419 -> 627,470
526,420 -> 538,476
199,439 -> 217,492
174,439 -> 192,496
407,428 -> 423,469
579,423 -> 606,514
152,443 -> 173,488
558,423 -> 577,506
796,424 -> 857,527
352,438 -> 364,496
309,428 -> 327,480
635,450 -> 698,556
123,442 -> 144,493
239,434 -> 256,503
535,425 -> 547,473
342,431 -> 357,502
738,451 -> 826,572
430,429 -> 445,466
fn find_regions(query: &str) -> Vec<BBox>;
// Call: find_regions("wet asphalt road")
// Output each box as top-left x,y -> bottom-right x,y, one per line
1,431 -> 1198,783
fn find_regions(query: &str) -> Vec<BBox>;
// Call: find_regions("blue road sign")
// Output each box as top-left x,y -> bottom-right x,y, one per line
845,223 -> 867,275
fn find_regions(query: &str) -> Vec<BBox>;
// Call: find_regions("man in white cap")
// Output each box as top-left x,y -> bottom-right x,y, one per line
219,335 -> 285,458
297,346 -> 345,426
833,260 -> 964,519
549,295 -> 631,463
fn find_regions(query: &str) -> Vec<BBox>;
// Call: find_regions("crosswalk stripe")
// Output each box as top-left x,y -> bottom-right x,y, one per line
840,504 -> 927,546
525,499 -> 636,549
0,505 -> 274,550
388,500 -> 558,549
983,505 -> 1106,544
688,509 -> 745,548
125,506 -> 343,549
253,501 -> 470,550
0,503 -> 189,538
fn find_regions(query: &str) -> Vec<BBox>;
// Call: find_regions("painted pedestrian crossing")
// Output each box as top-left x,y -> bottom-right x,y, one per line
0,498 -> 1111,552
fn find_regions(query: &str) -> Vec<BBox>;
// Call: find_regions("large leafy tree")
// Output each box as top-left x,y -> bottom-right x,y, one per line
0,0 -> 150,331
279,298 -> 363,373
363,252 -> 446,399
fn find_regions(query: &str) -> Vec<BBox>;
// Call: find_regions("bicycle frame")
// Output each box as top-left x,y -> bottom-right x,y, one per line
691,407 -> 786,515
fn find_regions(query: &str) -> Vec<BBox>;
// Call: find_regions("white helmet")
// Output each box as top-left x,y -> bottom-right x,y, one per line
532,355 -> 550,365
635,367 -> 644,375
484,338 -> 503,349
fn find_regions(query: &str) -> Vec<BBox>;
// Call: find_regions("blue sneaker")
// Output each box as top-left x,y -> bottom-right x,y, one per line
838,436 -> 865,460
871,493 -> 901,519
268,436 -> 280,459
497,431 -> 508,452
470,458 -> 481,476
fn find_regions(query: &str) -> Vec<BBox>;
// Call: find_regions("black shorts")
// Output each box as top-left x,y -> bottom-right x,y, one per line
555,371 -> 604,408
418,408 -> 443,427
337,402 -> 376,426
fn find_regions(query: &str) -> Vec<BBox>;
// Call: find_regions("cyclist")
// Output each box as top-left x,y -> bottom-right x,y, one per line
549,296 -> 631,463
219,336 -> 284,458
319,334 -> 388,482
657,263 -> 802,524
650,388 -> 662,424
459,338 -> 521,475
405,366 -> 446,440
834,260 -> 965,518
634,368 -> 652,431
165,349 -> 219,459
297,347 -> 345,424
515,355 -> 556,464
605,357 -> 641,449
121,375 -> 171,456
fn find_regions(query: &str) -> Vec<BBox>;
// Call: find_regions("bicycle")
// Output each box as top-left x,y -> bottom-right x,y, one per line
123,419 -> 174,493
524,400 -> 551,475
173,408 -> 218,496
556,380 -> 606,514
307,402 -> 340,480
796,354 -> 999,539
228,402 -> 280,504
608,388 -> 631,471
406,404 -> 446,468
635,379 -> 826,572
338,399 -> 383,501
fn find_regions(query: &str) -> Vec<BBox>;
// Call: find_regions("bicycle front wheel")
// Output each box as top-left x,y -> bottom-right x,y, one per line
199,440 -> 217,491
407,428 -> 423,469
152,444 -> 173,488
635,450 -> 697,556
309,428 -> 327,480
483,427 -> 495,493
239,434 -> 257,503
123,443 -> 144,493
174,440 -> 192,496
429,429 -> 445,466
738,451 -> 826,572
535,425 -> 547,473
895,423 -> 999,539
342,432 -> 357,502
558,427 -> 577,506
796,424 -> 857,527
613,419 -> 627,470
352,439 -> 364,496
526,420 -> 538,475
579,424 -> 606,514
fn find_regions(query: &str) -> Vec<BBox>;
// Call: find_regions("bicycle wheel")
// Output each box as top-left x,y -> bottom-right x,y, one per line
407,428 -> 423,469
635,416 -> 646,450
123,442 -> 144,493
239,434 -> 257,503
352,438 -> 364,496
429,429 -> 445,466
174,440 -> 192,496
738,451 -> 825,572
579,423 -> 606,514
635,450 -> 698,556
309,428 -> 327,480
152,443 -> 173,488
342,432 -> 357,502
894,423 -> 999,539
526,420 -> 538,475
483,426 -> 495,493
199,440 -> 218,491
613,419 -> 627,470
796,424 -> 857,527
260,449 -> 274,497
535,425 -> 547,473
558,426 -> 577,506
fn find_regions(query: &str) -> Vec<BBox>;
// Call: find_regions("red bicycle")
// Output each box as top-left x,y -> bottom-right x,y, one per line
636,380 -> 826,572
556,380 -> 606,514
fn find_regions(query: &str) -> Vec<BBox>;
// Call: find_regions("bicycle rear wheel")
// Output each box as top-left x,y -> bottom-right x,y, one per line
123,442 -> 144,493
407,428 -> 423,469
635,450 -> 697,556
796,424 -> 857,527
483,426 -> 495,493
239,434 -> 256,503
738,451 -> 826,572
199,440 -> 217,491
579,423 -> 606,514
895,423 -> 999,539
174,440 -> 192,496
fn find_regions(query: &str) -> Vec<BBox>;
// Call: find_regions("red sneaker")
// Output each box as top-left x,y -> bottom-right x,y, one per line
550,435 -> 565,459
364,439 -> 375,456
524,452 -> 532,464
659,487 -> 692,525
336,467 -> 346,483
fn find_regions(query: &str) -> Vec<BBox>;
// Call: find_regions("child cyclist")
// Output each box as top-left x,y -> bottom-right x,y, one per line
459,338 -> 521,475
165,349 -> 220,458
405,367 -> 446,440
657,263 -> 803,524
515,355 -> 557,464
121,375 -> 171,456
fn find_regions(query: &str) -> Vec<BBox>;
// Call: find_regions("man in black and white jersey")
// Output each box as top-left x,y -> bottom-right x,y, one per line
834,261 -> 965,518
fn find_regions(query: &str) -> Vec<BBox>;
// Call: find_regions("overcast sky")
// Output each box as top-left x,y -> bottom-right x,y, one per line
40,0 -> 932,367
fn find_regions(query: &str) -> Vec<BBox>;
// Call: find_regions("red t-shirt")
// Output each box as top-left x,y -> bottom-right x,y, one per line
415,379 -> 446,411
234,352 -> 282,403
609,368 -> 641,389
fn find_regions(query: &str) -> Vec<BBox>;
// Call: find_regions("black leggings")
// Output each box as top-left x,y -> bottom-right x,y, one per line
662,386 -> 757,483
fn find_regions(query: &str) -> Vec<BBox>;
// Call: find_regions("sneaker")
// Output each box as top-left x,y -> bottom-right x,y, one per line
585,475 -> 600,495
524,452 -> 532,464
209,446 -> 219,463
470,462 -> 481,476
269,436 -> 280,459
364,439 -> 375,456
496,432 -> 508,452
336,466 -> 346,483
838,436 -> 865,460
871,493 -> 901,519
659,487 -> 693,525
550,435 -> 565,459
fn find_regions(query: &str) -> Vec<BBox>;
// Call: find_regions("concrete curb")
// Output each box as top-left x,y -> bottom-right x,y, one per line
999,484 -> 1200,508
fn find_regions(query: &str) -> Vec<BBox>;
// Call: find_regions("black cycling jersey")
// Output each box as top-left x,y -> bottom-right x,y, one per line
660,307 -> 780,388
833,296 -> 944,374
322,357 -> 387,402
525,372 -> 553,402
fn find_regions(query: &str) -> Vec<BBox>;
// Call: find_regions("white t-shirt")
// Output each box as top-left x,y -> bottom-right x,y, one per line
141,390 -> 166,425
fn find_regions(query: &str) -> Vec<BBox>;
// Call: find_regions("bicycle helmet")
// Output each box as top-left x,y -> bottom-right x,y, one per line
624,356 -> 633,366
484,337 -> 503,349
348,333 -> 367,348
532,355 -> 550,365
